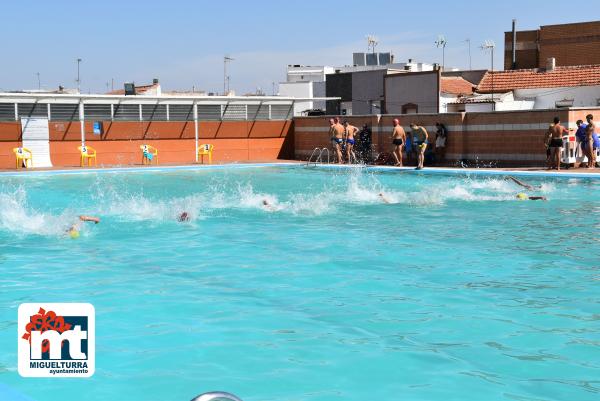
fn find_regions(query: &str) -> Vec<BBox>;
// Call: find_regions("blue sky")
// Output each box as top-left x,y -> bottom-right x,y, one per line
1,0 -> 598,94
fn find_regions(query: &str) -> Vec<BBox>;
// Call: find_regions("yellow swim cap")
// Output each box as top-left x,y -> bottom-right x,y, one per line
69,229 -> 80,239
516,193 -> 528,200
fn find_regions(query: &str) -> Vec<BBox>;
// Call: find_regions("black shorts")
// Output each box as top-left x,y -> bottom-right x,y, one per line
392,138 -> 403,146
549,138 -> 563,148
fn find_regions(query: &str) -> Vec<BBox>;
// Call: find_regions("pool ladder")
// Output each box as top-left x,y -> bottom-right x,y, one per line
306,147 -> 330,166
190,391 -> 243,401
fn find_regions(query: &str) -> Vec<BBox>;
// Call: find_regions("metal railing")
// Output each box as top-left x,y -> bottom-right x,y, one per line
306,147 -> 330,166
190,392 -> 243,401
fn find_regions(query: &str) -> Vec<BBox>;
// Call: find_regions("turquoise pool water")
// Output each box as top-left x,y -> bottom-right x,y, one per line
0,165 -> 598,401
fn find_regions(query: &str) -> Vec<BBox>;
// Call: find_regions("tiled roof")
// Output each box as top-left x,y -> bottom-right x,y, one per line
478,64 -> 600,92
440,77 -> 474,95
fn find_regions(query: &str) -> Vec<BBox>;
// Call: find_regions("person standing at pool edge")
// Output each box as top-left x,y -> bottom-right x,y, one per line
435,122 -> 448,163
391,119 -> 406,166
343,121 -> 358,164
329,117 -> 344,164
547,117 -> 568,170
586,114 -> 597,168
410,123 -> 429,170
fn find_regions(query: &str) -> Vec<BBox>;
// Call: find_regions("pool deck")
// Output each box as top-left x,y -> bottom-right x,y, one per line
1,160 -> 600,179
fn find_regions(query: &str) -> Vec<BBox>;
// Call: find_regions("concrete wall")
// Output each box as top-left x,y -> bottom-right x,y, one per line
326,73 -> 352,115
384,71 -> 440,115
0,120 -> 293,169
351,69 -> 389,115
294,107 -> 600,166
515,85 -> 600,109
279,82 -> 313,116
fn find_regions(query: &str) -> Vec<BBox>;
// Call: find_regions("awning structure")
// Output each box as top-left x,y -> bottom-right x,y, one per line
0,92 -> 339,162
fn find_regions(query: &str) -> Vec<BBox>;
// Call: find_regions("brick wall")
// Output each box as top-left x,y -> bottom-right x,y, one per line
505,21 -> 600,70
504,30 -> 539,70
539,21 -> 600,67
295,108 -> 600,167
0,120 -> 293,169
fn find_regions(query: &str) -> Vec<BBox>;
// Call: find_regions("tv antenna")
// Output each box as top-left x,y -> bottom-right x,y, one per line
435,35 -> 447,70
366,35 -> 378,53
224,55 -> 234,95
480,40 -> 496,104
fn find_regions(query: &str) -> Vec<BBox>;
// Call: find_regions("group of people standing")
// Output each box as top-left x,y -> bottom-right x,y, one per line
546,114 -> 597,170
329,117 -> 448,169
329,117 -> 358,164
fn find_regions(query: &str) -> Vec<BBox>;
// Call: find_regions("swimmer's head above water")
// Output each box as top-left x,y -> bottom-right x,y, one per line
516,193 -> 547,201
67,215 -> 100,239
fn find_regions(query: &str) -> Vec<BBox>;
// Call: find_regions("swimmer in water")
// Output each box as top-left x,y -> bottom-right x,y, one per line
262,199 -> 275,211
516,193 -> 547,201
177,212 -> 190,222
506,176 -> 538,191
67,215 -> 100,238
378,193 -> 391,204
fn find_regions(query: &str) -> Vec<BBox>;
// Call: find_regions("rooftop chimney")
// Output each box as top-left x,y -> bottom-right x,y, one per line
546,57 -> 556,72
511,19 -> 517,69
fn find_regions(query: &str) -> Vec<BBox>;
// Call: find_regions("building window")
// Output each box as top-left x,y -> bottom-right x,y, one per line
401,103 -> 418,114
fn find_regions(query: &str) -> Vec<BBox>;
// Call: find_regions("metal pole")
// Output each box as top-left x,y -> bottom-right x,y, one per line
442,44 -> 445,71
512,19 -> 517,69
36,72 -> 40,90
223,58 -> 226,95
193,102 -> 199,162
79,100 -> 85,146
76,58 -> 82,93
467,39 -> 472,70
491,47 -> 495,107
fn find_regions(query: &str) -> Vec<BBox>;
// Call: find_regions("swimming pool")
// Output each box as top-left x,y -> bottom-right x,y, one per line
0,165 -> 598,401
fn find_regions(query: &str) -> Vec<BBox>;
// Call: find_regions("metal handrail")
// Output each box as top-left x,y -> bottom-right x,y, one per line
190,391 -> 243,401
307,147 -> 321,166
319,147 -> 330,164
307,147 -> 331,166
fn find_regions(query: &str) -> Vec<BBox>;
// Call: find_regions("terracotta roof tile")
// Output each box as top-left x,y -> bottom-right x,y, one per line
440,77 -> 475,95
478,64 -> 600,92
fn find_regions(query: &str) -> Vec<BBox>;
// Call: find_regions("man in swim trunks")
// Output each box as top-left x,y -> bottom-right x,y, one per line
585,114 -> 596,168
410,123 -> 429,170
329,117 -> 345,164
343,121 -> 359,164
547,117 -> 568,171
391,118 -> 406,166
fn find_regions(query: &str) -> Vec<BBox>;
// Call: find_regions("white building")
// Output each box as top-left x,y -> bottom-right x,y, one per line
278,65 -> 335,116
279,59 -> 437,116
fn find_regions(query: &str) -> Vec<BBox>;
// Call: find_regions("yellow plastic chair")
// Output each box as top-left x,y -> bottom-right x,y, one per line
78,145 -> 97,167
140,144 -> 159,165
198,144 -> 214,164
13,147 -> 33,169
